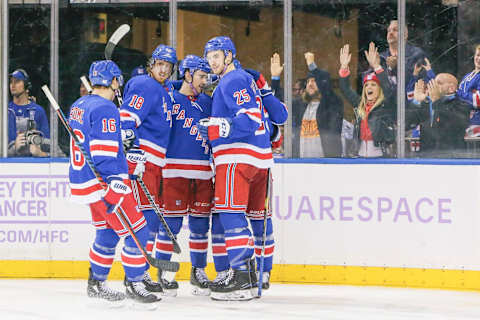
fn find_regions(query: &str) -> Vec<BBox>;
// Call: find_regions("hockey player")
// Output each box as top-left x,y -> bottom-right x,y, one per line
68,60 -> 160,305
199,36 -> 274,301
208,67 -> 288,292
119,44 -> 174,294
157,55 -> 214,296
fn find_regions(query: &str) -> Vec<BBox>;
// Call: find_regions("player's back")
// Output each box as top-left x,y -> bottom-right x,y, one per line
164,92 -> 213,180
68,94 -> 127,204
120,74 -> 172,167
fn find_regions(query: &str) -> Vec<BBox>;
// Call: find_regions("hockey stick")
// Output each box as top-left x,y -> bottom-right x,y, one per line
104,24 -> 130,106
80,75 -> 180,253
257,168 -> 272,297
41,85 -> 179,272
136,178 -> 182,254
105,24 -> 130,60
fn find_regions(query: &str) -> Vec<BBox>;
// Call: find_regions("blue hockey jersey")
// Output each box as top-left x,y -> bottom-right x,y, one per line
210,69 -> 273,169
458,70 -> 480,125
8,100 -> 50,138
120,75 -> 172,167
68,94 -> 127,204
163,92 -> 213,180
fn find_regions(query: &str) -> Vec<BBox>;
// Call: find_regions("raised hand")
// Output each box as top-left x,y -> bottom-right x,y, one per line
413,79 -> 427,102
423,57 -> 432,71
270,53 -> 284,77
413,63 -> 423,77
304,52 -> 315,66
364,42 -> 380,69
427,79 -> 441,102
339,44 -> 351,70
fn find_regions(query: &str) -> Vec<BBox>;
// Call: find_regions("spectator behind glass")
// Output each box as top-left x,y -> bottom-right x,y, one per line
8,69 -> 50,157
406,74 -> 470,158
379,20 -> 428,93
457,44 -> 480,137
291,52 -> 343,158
130,65 -> 147,79
339,43 -> 396,158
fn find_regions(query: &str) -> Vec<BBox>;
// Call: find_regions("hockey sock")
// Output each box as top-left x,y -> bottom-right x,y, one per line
122,226 -> 149,282
219,212 -> 254,269
188,216 -> 210,268
154,216 -> 183,262
250,218 -> 274,272
142,209 -> 159,256
211,213 -> 229,272
89,229 -> 120,281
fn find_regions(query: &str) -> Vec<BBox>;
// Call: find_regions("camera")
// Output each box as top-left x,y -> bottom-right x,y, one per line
25,129 -> 44,145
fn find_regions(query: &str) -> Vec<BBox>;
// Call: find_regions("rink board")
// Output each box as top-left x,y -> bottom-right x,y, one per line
1,159 -> 480,290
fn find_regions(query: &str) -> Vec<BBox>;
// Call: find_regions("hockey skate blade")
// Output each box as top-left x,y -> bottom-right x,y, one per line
210,289 -> 254,301
127,299 -> 161,311
160,288 -> 178,297
86,297 -> 126,309
191,286 -> 211,296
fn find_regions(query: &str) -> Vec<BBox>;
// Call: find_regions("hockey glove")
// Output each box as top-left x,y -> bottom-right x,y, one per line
198,117 -> 232,141
126,148 -> 146,180
271,123 -> 283,149
245,68 -> 271,92
102,178 -> 131,214
121,129 -> 136,151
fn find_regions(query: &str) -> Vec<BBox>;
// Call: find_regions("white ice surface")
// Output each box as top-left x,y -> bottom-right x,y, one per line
1,280 -> 480,320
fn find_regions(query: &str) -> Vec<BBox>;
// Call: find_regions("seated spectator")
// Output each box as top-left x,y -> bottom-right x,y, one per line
8,69 -> 50,157
292,52 -> 343,158
339,43 -> 396,158
407,74 -> 470,157
457,44 -> 480,137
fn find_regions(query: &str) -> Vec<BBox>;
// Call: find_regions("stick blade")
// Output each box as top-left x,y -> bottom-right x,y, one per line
104,24 -> 130,60
147,255 -> 180,272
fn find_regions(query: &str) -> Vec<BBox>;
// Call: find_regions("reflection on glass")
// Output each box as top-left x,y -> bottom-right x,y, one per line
292,1 -> 402,159
59,2 -> 170,156
8,4 -> 51,157
178,1 -> 284,155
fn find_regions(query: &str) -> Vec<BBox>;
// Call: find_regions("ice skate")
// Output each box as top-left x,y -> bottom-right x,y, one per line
158,269 -> 179,297
210,268 -> 256,301
87,268 -> 125,306
190,267 -> 211,296
124,278 -> 161,310
211,270 -> 229,286
142,271 -> 163,293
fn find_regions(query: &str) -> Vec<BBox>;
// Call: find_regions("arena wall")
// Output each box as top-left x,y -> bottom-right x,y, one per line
1,159 -> 480,291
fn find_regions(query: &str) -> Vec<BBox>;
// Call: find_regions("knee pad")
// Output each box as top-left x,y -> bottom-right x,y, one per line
124,225 -> 149,249
143,209 -> 160,233
250,218 -> 273,238
94,228 -> 119,249
219,212 -> 249,233
188,216 -> 210,235
159,216 -> 183,236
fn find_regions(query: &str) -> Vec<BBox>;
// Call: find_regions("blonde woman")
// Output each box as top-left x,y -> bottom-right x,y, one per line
338,42 -> 395,157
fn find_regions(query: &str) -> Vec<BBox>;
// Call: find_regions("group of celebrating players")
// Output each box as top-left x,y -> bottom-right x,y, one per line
67,35 -> 288,306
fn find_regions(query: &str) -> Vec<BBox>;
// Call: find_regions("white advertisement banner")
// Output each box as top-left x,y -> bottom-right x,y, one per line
1,162 -> 479,271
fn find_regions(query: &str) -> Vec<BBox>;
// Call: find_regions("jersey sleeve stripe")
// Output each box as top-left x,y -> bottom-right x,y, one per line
120,110 -> 141,127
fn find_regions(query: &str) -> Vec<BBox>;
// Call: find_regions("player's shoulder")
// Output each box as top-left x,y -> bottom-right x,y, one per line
126,75 -> 163,94
197,93 -> 212,105
222,69 -> 255,90
88,95 -> 117,116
